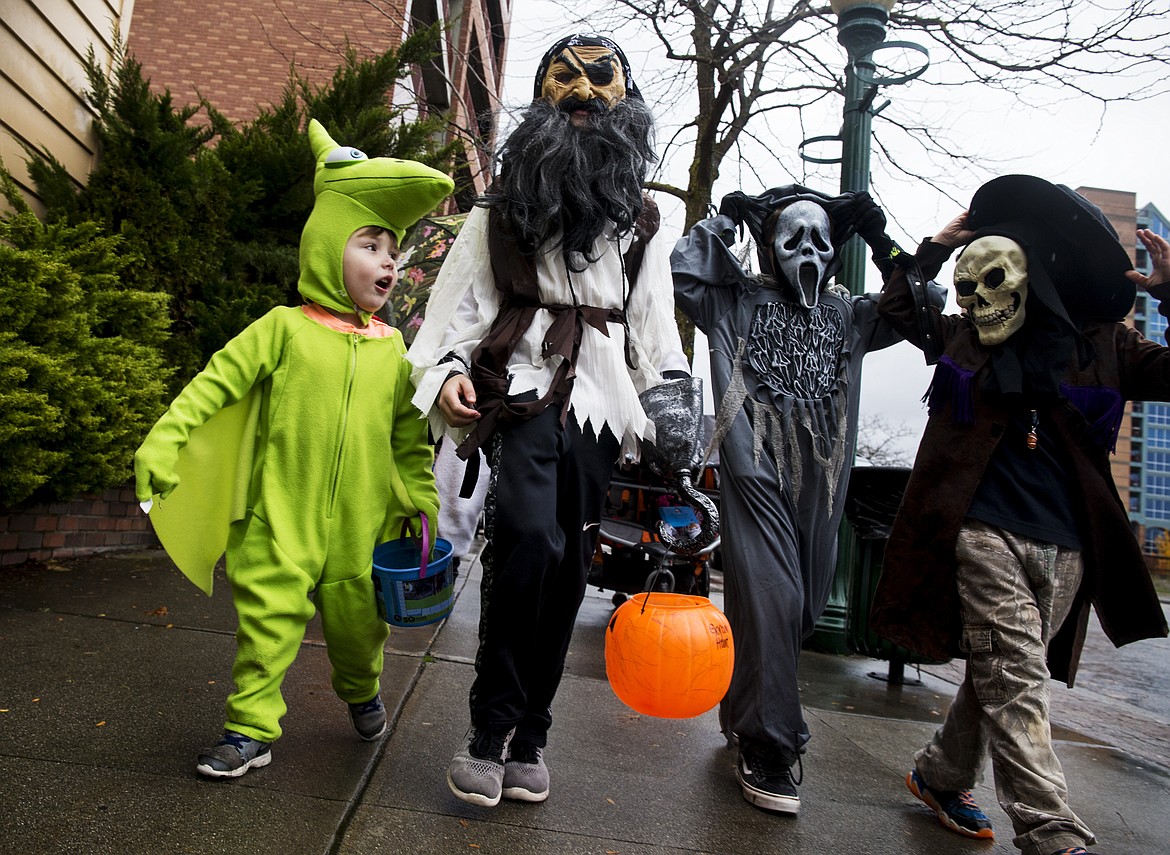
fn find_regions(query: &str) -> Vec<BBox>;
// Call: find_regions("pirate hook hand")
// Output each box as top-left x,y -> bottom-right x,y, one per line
1128,228 -> 1170,293
438,373 -> 480,428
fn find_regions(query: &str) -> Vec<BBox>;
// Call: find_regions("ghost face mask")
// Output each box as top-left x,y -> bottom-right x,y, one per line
954,235 -> 1029,346
770,200 -> 834,309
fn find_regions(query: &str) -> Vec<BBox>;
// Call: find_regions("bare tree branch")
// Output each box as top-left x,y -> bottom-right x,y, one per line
516,0 -> 1170,229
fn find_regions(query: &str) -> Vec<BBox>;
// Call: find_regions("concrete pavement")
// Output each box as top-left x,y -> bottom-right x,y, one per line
1,546 -> 1168,855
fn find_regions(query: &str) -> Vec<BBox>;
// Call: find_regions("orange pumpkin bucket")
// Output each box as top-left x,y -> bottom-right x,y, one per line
604,592 -> 734,719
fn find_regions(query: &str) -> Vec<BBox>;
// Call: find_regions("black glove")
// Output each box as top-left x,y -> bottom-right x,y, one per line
849,191 -> 888,248
848,191 -> 908,270
717,193 -> 756,232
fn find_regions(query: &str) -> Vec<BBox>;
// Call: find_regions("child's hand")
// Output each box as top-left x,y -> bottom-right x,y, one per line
932,211 -> 976,248
134,447 -> 180,501
1127,228 -> 1170,291
438,374 -> 480,427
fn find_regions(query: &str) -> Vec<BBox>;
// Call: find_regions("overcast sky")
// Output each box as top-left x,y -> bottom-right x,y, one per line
497,3 -> 1170,459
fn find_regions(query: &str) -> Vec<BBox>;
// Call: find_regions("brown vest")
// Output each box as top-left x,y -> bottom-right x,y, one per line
454,197 -> 660,459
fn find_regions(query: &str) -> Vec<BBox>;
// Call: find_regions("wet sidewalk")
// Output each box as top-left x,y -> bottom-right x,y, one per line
1,547 -> 1167,854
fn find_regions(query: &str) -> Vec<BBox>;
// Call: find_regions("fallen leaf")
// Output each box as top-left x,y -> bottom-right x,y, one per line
468,845 -> 481,850
606,797 -> 615,805
96,721 -> 106,727
458,820 -> 469,828
32,698 -> 40,703
146,606 -> 169,617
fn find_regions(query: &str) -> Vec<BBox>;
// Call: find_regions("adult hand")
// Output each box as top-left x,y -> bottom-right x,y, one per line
438,374 -> 480,427
1127,228 -> 1170,291
933,212 -> 976,249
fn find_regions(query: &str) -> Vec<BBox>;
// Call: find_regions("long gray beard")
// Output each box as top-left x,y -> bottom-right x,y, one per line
481,98 -> 657,267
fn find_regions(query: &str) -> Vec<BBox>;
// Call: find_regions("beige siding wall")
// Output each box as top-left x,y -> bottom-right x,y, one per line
0,0 -> 132,213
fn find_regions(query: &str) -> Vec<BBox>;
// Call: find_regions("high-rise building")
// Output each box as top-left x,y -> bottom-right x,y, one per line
1129,201 -> 1170,560
1078,187 -> 1170,566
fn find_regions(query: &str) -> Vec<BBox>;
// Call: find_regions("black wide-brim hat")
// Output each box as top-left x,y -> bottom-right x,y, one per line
967,174 -> 1135,322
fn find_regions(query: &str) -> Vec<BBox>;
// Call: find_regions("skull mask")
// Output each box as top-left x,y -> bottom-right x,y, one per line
954,235 -> 1028,346
770,200 -> 834,309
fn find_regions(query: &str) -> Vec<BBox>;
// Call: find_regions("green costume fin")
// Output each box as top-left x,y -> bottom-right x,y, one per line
147,392 -> 260,595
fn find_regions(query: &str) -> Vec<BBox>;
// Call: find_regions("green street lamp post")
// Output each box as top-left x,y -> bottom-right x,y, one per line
803,0 -> 928,655
834,0 -> 898,298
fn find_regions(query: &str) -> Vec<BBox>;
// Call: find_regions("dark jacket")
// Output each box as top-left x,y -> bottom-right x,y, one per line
872,240 -> 1170,686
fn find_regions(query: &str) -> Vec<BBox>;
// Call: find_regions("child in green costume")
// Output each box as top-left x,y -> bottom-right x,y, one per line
134,120 -> 453,779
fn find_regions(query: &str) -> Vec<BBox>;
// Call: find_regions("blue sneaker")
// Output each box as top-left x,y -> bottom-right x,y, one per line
906,769 -> 994,839
196,731 -> 272,779
348,695 -> 387,741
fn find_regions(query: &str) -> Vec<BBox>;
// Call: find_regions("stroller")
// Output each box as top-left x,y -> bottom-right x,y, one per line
588,459 -> 721,605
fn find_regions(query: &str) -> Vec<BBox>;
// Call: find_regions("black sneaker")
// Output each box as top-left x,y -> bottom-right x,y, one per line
907,769 -> 994,839
348,695 -> 387,741
195,731 -> 272,779
735,744 -> 801,814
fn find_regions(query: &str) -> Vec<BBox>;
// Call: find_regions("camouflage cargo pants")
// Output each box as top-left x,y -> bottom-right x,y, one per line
914,519 -> 1095,855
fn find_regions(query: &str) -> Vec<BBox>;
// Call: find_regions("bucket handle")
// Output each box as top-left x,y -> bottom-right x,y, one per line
400,514 -> 433,580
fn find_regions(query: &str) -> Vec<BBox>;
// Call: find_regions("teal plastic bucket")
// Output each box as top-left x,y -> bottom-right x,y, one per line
372,516 -> 454,628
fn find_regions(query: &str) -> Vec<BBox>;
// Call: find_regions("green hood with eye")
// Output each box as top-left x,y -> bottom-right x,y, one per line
298,119 -> 454,321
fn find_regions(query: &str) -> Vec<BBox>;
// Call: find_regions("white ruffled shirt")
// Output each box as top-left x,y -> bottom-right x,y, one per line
407,205 -> 689,460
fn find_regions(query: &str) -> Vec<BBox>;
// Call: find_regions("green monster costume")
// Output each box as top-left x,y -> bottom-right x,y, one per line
135,120 -> 452,742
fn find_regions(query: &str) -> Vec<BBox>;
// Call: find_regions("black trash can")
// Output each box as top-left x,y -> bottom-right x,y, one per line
842,465 -> 949,683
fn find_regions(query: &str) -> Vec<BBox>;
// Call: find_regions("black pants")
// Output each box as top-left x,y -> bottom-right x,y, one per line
470,405 -> 619,747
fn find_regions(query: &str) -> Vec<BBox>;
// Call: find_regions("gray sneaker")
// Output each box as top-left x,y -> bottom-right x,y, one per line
348,695 -> 387,741
502,742 -> 549,802
447,727 -> 509,807
196,731 -> 272,779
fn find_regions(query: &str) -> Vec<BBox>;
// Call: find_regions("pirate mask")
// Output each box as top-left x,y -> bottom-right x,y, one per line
771,200 -> 834,309
954,235 -> 1029,346
540,45 -> 626,110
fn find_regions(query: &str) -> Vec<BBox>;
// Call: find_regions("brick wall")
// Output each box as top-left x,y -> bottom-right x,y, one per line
126,0 -> 407,124
1,484 -> 158,567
